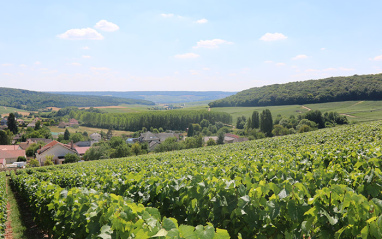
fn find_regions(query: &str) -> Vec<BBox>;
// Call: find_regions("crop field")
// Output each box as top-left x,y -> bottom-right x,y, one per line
0,172 -> 6,237
49,126 -> 134,137
213,100 -> 382,125
9,121 -> 382,238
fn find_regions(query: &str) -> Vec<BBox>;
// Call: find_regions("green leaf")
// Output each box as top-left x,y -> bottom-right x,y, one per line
195,225 -> 215,239
179,225 -> 197,239
361,225 -> 369,239
98,225 -> 112,239
162,217 -> 178,231
214,228 -> 230,239
151,228 -> 167,237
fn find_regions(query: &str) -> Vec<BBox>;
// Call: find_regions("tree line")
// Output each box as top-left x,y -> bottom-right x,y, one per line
59,108 -> 232,131
0,87 -> 154,110
209,73 -> 382,107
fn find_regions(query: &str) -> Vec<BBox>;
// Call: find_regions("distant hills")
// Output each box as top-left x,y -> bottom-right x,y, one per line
0,88 -> 154,111
209,74 -> 382,107
50,91 -> 237,104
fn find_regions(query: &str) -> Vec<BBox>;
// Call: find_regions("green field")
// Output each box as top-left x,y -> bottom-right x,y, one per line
212,100 -> 382,124
0,106 -> 29,117
49,126 -> 133,137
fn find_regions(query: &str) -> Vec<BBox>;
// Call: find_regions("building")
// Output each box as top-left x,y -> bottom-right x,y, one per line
90,133 -> 102,142
139,131 -> 180,151
69,118 -> 79,127
0,117 -> 7,126
203,134 -> 248,144
0,145 -> 26,164
36,140 -> 78,165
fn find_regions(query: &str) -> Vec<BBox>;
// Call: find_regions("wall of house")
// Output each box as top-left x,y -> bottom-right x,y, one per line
37,145 -> 76,165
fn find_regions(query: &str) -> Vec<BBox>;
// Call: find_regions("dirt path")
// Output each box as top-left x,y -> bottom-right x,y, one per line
351,101 -> 364,107
5,177 -> 48,239
340,113 -> 356,118
301,105 -> 312,111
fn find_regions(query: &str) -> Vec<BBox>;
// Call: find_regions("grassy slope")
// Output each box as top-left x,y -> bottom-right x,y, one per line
49,126 -> 133,137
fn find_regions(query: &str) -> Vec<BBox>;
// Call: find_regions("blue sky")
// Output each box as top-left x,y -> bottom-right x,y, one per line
1,0 -> 382,92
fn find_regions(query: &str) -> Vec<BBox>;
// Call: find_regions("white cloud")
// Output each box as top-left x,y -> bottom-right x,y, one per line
203,67 -> 210,71
69,62 -> 82,66
276,62 -> 286,66
321,47 -> 326,50
292,54 -> 308,60
305,69 -> 319,72
161,13 -> 174,18
372,55 -> 382,61
82,55 -> 91,59
82,46 -> 90,50
196,18 -> 208,24
174,53 -> 200,59
264,60 -> 273,64
260,32 -> 287,41
3,73 -> 12,76
94,20 -> 119,32
189,70 -> 199,75
339,67 -> 355,71
19,64 -> 27,68
57,28 -> 104,40
34,61 -> 41,65
193,39 -> 233,49
1,63 -> 12,67
90,67 -> 110,71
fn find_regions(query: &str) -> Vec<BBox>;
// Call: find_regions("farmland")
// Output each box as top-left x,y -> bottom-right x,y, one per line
8,121 -> 382,238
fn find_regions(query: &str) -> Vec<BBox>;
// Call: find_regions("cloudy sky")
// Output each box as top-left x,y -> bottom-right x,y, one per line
1,0 -> 382,92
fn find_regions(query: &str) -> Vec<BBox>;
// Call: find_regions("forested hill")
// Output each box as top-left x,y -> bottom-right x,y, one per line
0,87 -> 154,111
209,74 -> 382,107
50,91 -> 236,103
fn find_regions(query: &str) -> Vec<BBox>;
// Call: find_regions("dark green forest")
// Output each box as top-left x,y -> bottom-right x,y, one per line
0,87 -> 154,110
209,74 -> 382,107
62,108 -> 232,131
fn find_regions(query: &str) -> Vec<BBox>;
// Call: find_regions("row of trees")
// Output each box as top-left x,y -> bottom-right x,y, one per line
237,109 -> 348,139
58,108 -> 232,131
209,73 -> 382,107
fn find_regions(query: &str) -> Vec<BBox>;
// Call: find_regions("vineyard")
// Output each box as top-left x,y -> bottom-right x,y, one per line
9,122 -> 382,238
0,172 -> 6,238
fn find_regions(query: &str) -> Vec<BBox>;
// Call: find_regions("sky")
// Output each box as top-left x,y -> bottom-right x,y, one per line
1,0 -> 382,92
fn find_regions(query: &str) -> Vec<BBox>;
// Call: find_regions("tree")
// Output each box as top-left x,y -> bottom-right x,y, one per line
110,143 -> 132,158
83,146 -> 109,161
200,119 -> 210,128
304,110 -> 325,129
107,128 -> 113,139
252,111 -> 260,129
260,109 -> 273,137
34,120 -> 41,130
7,113 -> 18,134
131,142 -> 142,156
0,130 -> 11,145
64,153 -> 80,164
64,128 -> 70,140
236,116 -> 246,129
70,133 -> 84,143
28,158 -> 40,167
217,130 -> 225,144
187,123 -> 194,137
206,138 -> 216,146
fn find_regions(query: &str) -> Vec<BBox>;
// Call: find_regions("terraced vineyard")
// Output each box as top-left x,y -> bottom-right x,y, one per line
10,122 -> 382,238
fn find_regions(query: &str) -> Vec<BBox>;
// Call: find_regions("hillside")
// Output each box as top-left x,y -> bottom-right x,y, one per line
209,73 -> 382,107
50,91 -> 236,103
0,87 -> 154,111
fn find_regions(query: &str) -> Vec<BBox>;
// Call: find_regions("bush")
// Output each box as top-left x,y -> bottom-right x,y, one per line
64,153 -> 80,164
44,155 -> 54,166
17,156 -> 27,162
206,138 -> 216,146
28,158 -> 40,167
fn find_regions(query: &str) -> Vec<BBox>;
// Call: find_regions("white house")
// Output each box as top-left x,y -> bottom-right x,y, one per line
90,133 -> 101,142
36,140 -> 78,165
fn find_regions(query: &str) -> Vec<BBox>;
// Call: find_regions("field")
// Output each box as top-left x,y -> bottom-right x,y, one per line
0,106 -> 29,117
212,100 -> 382,124
9,121 -> 382,238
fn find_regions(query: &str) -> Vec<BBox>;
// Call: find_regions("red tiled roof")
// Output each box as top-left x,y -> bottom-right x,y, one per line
74,146 -> 90,155
225,133 -> 240,139
37,140 -> 75,154
0,145 -> 21,150
0,150 -> 26,159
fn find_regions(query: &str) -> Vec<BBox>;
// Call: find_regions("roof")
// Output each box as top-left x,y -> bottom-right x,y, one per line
19,141 -> 31,150
28,138 -> 53,144
225,133 -> 240,139
0,145 -> 21,150
0,150 -> 26,159
141,132 -> 159,141
37,140 -> 76,155
74,146 -> 90,155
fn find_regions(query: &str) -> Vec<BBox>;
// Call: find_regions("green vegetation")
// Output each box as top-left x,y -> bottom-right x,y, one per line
66,108 -> 231,131
0,87 -> 154,111
209,73 -> 382,107
9,121 -> 382,237
0,172 -> 6,237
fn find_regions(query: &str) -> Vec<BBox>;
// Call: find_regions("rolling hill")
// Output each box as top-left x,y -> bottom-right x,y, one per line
209,73 -> 382,107
0,87 -> 154,111
50,91 -> 236,103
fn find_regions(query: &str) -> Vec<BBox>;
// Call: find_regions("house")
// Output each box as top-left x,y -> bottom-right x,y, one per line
69,118 -> 79,127
36,140 -> 78,165
0,159 -> 5,168
74,141 -> 96,147
17,119 -> 25,125
126,138 -> 139,144
0,146 -> 26,164
139,131 -> 180,151
27,118 -> 41,128
74,146 -> 90,158
90,133 -> 101,142
19,138 -> 52,151
0,117 -> 7,126
58,122 -> 68,128
203,134 -> 248,144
